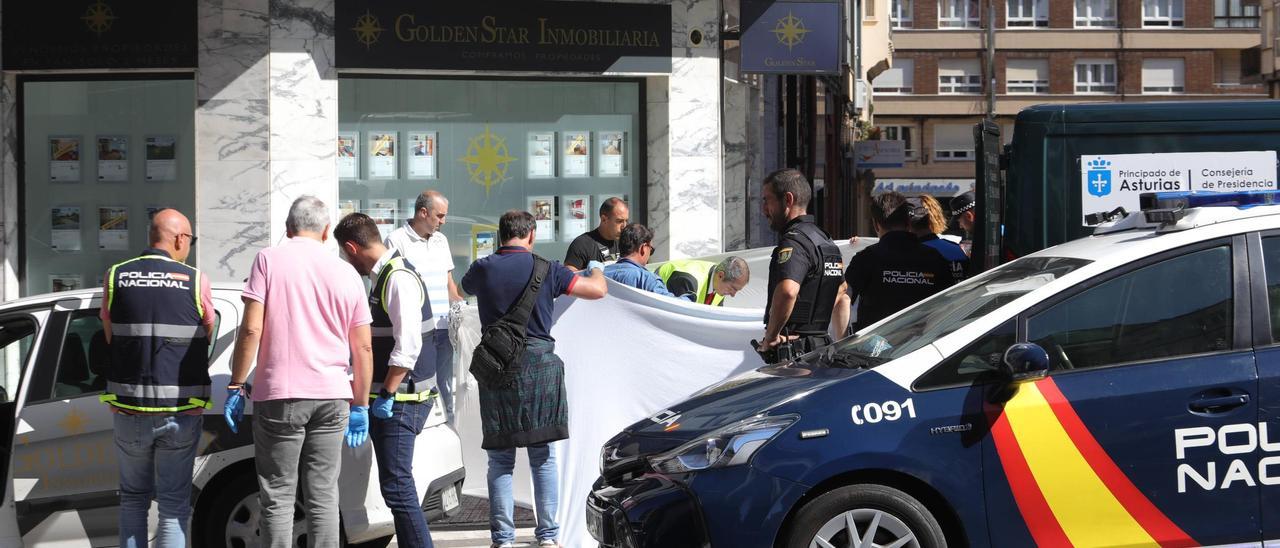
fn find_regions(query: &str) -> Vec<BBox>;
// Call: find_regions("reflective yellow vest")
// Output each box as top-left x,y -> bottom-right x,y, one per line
655,259 -> 724,306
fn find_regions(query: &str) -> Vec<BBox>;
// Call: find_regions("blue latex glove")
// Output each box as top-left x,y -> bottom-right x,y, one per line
346,406 -> 369,448
371,395 -> 394,419
224,387 -> 245,434
586,260 -> 605,273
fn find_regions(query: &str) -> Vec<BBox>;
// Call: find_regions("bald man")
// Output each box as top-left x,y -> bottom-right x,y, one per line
100,208 -> 214,548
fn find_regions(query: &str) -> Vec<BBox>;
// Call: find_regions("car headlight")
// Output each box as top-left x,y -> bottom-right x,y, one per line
647,414 -> 798,474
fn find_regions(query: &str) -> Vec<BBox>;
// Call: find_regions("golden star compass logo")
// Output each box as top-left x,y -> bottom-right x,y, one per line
772,11 -> 810,50
352,10 -> 384,50
459,126 -> 517,196
82,0 -> 118,36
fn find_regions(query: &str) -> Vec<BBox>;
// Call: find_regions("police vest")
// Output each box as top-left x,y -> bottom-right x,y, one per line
100,253 -> 211,413
785,222 -> 845,335
369,253 -> 435,402
655,259 -> 724,306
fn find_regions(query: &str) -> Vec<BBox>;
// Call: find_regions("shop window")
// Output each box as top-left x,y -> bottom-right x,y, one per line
1075,0 -> 1118,26
939,0 -> 981,27
892,0 -> 915,28
939,59 -> 983,94
1007,0 -> 1050,26
1075,59 -> 1117,93
1142,58 -> 1186,93
1007,59 -> 1050,94
21,79 -> 196,297
339,79 -> 642,271
873,59 -> 915,94
933,124 -> 975,161
1215,0 -> 1260,27
881,126 -> 916,159
1144,0 -> 1185,26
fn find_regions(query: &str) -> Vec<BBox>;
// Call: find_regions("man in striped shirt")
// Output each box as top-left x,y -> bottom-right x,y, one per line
386,190 -> 465,423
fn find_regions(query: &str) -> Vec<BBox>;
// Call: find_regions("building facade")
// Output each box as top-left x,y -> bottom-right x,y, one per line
867,0 -> 1265,214
1264,0 -> 1280,96
0,0 -> 733,299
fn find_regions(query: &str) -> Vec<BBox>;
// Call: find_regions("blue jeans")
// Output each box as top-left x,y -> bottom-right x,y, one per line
113,412 -> 202,548
370,399 -> 434,548
432,329 -> 456,422
486,444 -> 558,544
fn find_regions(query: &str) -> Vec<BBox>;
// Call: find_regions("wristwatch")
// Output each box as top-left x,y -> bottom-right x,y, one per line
378,388 -> 394,400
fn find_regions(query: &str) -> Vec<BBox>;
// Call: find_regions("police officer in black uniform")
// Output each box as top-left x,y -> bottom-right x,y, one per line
758,169 -> 846,363
840,191 -> 956,336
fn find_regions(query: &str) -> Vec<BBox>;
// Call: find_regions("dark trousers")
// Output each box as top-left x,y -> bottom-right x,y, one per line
370,400 -> 435,548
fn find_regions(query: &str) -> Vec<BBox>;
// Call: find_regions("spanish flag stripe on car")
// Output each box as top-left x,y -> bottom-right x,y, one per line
992,378 -> 1196,547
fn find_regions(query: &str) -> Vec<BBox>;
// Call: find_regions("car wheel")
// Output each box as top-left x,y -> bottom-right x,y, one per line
785,484 -> 947,548
199,474 -> 308,548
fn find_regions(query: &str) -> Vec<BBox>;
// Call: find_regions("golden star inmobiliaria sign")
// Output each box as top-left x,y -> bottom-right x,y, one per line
2,0 -> 196,70
740,1 -> 841,74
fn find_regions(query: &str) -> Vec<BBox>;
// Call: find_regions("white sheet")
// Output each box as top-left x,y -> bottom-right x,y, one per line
451,240 -> 869,546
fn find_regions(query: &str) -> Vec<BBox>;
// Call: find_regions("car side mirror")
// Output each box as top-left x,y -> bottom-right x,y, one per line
1001,343 -> 1050,384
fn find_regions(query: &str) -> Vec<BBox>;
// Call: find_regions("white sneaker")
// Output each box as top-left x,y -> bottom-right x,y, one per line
537,541 -> 560,547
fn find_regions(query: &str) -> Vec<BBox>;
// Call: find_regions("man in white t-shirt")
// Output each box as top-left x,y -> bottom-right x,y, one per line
385,190 -> 465,423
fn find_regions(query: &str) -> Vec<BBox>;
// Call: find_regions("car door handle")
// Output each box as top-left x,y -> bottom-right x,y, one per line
1188,394 -> 1250,413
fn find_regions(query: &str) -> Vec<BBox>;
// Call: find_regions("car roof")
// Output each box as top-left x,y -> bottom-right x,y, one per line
0,282 -> 245,310
1026,204 -> 1280,268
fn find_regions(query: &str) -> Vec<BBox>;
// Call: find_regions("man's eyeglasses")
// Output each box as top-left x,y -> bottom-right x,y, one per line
179,233 -> 198,245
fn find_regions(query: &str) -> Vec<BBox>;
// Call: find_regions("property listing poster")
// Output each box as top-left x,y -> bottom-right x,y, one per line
49,137 -> 81,182
529,196 -> 556,242
338,199 -> 360,219
97,136 -> 128,182
98,206 -> 129,250
366,199 -> 399,240
50,274 -> 83,293
528,132 -> 555,178
407,132 -> 437,178
599,131 -> 625,176
560,195 -> 590,242
562,132 -> 590,177
472,224 -> 497,262
368,132 -> 397,179
51,206 -> 82,251
145,136 -> 177,181
338,133 -> 359,179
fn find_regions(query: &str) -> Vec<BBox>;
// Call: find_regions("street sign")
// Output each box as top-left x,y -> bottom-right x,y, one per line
741,1 -> 842,75
1078,151 -> 1278,225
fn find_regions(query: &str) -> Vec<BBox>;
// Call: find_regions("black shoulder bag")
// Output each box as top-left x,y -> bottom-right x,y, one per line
469,255 -> 550,389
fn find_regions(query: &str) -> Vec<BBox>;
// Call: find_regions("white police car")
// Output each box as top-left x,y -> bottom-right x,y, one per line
0,285 -> 464,547
589,191 -> 1280,546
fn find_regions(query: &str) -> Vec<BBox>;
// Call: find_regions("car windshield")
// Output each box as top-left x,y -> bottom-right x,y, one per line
813,256 -> 1092,369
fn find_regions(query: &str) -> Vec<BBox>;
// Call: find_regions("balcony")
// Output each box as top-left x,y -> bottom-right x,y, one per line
892,27 -> 1263,50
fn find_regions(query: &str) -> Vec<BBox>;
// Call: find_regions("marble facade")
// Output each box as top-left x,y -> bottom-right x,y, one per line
0,0 -> 727,293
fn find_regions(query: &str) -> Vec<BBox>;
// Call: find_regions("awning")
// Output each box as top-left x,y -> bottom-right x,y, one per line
873,179 -> 975,198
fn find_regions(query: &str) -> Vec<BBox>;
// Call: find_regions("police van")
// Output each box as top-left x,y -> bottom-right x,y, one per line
588,191 -> 1280,547
0,285 -> 465,547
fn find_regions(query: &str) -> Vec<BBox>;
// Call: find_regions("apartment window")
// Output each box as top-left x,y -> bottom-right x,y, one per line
1007,59 -> 1050,94
939,59 -> 983,94
939,0 -> 981,27
892,0 -> 914,27
1075,0 -> 1118,26
1008,0 -> 1049,26
1144,0 -> 1185,26
873,59 -> 915,94
934,124 -> 975,161
1215,0 -> 1261,27
882,126 -> 917,159
1075,59 -> 1117,93
1142,58 -> 1186,93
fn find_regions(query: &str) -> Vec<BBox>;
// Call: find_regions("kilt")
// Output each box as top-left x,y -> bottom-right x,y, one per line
478,339 -> 569,450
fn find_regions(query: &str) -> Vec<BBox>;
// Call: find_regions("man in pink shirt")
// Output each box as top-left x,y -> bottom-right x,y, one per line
224,196 -> 374,547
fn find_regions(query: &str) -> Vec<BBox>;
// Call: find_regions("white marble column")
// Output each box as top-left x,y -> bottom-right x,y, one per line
195,0 -> 272,281
266,0 -> 337,241
663,0 -> 724,259
0,1 -> 16,300
723,78 -> 750,251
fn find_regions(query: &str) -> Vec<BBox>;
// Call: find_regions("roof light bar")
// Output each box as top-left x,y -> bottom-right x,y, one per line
1140,190 -> 1280,212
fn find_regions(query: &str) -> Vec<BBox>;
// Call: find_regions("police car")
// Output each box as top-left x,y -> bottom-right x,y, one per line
0,285 -> 464,547
588,190 -> 1280,547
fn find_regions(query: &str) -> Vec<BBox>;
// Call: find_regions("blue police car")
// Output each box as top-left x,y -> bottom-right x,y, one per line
588,191 -> 1280,547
